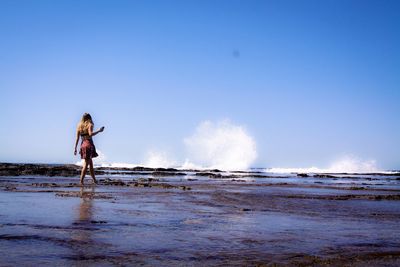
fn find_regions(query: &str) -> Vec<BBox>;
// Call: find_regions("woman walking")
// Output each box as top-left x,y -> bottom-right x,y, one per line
74,113 -> 104,185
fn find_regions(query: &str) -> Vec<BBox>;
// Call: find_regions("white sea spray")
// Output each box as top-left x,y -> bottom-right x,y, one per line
266,155 -> 380,174
143,150 -> 177,168
183,120 -> 257,171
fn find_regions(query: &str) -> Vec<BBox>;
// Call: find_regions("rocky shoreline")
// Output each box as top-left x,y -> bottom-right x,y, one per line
1,162 -> 399,178
1,163 -> 400,266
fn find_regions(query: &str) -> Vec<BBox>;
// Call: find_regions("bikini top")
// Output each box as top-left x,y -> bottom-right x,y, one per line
80,132 -> 90,137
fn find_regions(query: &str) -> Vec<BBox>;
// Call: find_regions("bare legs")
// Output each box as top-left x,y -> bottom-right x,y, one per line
89,159 -> 97,184
80,160 -> 88,185
80,159 -> 97,185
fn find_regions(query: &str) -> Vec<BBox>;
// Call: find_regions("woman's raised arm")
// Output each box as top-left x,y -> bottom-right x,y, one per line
88,124 -> 105,137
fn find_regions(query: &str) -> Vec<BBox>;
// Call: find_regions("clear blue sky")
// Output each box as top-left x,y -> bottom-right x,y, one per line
0,0 -> 399,169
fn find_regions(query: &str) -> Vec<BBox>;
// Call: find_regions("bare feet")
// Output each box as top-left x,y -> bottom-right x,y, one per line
92,179 -> 98,185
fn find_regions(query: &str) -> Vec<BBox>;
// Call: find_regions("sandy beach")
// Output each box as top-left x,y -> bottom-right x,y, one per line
1,163 -> 400,266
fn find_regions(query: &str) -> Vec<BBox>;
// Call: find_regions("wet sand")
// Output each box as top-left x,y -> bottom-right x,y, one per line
1,164 -> 400,266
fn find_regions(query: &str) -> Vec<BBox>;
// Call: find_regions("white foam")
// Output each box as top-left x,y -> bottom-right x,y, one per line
75,150 -> 176,169
183,120 -> 257,171
180,159 -> 205,170
143,150 -> 177,168
98,162 -> 139,168
266,155 -> 381,174
327,156 -> 378,173
265,167 -> 324,174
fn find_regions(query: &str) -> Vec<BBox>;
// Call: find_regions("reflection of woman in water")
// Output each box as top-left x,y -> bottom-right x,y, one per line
74,113 -> 105,185
77,187 -> 94,223
70,187 -> 95,257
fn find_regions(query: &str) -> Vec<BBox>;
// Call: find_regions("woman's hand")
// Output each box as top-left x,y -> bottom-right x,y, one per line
88,126 -> 105,137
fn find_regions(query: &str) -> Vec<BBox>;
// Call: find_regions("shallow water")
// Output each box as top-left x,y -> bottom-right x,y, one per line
1,171 -> 400,266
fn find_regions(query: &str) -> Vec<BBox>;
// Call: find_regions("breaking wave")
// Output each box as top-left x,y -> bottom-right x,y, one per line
183,120 -> 257,171
143,150 -> 177,168
266,156 -> 381,174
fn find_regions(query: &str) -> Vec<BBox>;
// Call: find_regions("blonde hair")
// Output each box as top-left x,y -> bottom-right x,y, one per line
77,113 -> 94,134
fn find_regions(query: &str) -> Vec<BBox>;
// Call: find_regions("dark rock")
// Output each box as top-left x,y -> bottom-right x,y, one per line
313,174 -> 336,178
131,166 -> 156,171
137,177 -> 160,183
99,178 -> 126,186
178,185 -> 191,190
240,208 -> 252,212
297,173 -> 309,177
195,172 -> 223,178
349,187 -> 365,190
0,163 -> 80,177
374,195 -> 400,201
208,169 -> 222,172
243,174 -> 289,178
32,183 -> 58,187
231,179 -> 247,182
90,220 -> 107,224
151,171 -> 186,176
4,185 -> 17,191
154,168 -> 179,172
129,181 -> 190,190
55,192 -> 113,199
